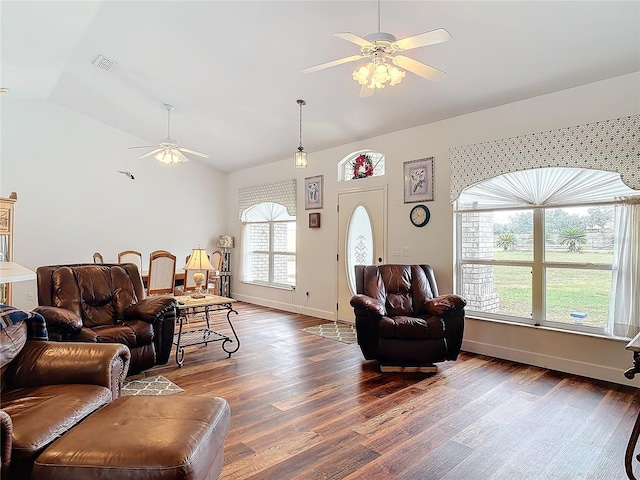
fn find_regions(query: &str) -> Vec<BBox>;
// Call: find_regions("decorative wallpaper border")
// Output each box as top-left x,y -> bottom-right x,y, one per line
238,179 -> 297,218
449,115 -> 639,202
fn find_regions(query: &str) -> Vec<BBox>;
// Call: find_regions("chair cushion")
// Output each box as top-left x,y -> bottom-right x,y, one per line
379,315 -> 446,340
364,265 -> 438,316
50,266 -> 138,327
1,384 -> 112,466
93,321 -> 153,348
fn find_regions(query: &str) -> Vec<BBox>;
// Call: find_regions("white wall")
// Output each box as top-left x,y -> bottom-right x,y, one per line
1,97 -> 229,309
227,72 -> 640,386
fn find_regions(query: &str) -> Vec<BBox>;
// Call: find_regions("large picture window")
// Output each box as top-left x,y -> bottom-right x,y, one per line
241,202 -> 296,288
455,167 -> 638,336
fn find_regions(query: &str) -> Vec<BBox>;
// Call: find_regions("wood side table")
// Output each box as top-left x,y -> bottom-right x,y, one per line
173,294 -> 239,367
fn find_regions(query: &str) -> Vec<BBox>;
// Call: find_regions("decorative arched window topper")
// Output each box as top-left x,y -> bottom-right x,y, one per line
238,179 -> 296,219
455,167 -> 638,211
449,115 -> 639,202
338,150 -> 385,182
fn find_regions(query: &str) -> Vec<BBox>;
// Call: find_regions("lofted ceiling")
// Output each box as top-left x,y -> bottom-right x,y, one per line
2,1 -> 639,173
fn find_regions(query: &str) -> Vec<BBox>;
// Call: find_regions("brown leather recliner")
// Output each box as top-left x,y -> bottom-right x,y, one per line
35,263 -> 176,375
350,264 -> 466,370
1,307 -> 130,480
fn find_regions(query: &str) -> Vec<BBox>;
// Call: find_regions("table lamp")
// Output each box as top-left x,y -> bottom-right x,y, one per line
184,247 -> 214,299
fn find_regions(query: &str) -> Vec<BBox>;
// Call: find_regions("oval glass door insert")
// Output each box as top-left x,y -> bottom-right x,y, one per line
346,205 -> 374,294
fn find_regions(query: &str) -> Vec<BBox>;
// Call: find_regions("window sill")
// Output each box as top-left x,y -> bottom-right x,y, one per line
466,314 -> 631,343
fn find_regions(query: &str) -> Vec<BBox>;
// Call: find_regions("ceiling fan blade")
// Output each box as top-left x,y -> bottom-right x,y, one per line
394,28 -> 452,51
359,85 -> 374,98
139,148 -> 163,159
334,32 -> 373,48
393,55 -> 447,82
128,145 -> 158,149
178,147 -> 209,158
174,150 -> 190,163
303,54 -> 364,73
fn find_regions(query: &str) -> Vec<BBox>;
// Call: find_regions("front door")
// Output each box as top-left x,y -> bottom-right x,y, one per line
337,187 -> 386,323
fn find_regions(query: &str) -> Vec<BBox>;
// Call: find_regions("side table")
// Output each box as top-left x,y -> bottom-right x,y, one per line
173,294 -> 240,367
624,332 -> 640,480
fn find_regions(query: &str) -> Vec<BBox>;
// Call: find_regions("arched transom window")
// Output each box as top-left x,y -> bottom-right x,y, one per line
338,150 -> 385,182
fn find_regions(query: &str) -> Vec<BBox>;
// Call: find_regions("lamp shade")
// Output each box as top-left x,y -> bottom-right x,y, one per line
184,248 -> 214,271
216,235 -> 235,249
0,262 -> 36,283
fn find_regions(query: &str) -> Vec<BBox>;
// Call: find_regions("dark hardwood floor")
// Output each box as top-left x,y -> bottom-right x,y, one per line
148,302 -> 640,480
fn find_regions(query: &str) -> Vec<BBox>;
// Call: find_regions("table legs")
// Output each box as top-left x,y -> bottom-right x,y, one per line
174,304 -> 240,367
624,351 -> 640,479
626,408 -> 640,480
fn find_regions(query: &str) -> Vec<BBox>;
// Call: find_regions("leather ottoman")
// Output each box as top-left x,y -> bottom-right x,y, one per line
31,395 -> 231,480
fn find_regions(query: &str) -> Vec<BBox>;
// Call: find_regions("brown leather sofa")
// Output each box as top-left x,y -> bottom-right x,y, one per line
1,308 -> 130,480
35,263 -> 176,375
350,264 -> 466,370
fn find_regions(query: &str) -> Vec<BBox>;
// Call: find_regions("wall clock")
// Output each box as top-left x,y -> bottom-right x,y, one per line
410,204 -> 430,227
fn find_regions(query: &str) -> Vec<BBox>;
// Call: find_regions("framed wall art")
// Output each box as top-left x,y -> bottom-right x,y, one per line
403,157 -> 434,203
304,175 -> 323,210
309,212 -> 321,228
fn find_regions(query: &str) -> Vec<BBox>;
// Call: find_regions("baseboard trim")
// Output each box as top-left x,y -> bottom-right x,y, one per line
232,293 -> 334,321
462,339 -> 634,386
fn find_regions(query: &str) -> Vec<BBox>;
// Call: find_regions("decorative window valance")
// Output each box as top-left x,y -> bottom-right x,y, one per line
455,167 -> 638,211
238,179 -> 297,219
449,115 -> 639,202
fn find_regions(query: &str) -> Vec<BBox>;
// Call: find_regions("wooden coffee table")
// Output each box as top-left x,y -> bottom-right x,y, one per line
173,294 -> 239,367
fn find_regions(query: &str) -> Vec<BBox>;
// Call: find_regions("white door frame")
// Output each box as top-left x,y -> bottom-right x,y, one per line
336,185 -> 387,322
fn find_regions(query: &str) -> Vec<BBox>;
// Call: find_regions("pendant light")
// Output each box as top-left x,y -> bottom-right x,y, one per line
294,99 -> 308,168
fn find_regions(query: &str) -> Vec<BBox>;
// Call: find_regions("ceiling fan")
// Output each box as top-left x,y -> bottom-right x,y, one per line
303,0 -> 451,97
129,103 -> 209,164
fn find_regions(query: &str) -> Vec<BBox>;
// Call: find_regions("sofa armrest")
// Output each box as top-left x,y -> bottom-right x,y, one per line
124,296 -> 176,323
33,306 -> 83,334
125,296 -> 176,366
350,294 -> 385,316
6,341 -> 130,400
1,409 -> 12,479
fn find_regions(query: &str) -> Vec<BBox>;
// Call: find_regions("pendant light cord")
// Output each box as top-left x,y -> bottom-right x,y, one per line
297,99 -> 306,150
377,0 -> 381,33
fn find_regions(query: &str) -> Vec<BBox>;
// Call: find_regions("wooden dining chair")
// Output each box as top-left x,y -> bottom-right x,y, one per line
208,250 -> 223,295
93,252 -> 104,264
147,251 -> 176,296
117,250 -> 143,272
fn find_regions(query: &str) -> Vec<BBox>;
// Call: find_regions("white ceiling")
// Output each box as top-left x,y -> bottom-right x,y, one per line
2,1 -> 639,173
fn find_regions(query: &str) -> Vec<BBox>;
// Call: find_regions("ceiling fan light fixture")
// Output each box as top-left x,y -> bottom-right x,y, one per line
155,149 -> 183,164
353,59 -> 405,90
129,103 -> 208,163
294,99 -> 308,169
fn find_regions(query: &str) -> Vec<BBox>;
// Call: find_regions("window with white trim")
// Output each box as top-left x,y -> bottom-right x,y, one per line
338,150 -> 385,182
455,167 -> 638,336
241,202 -> 296,288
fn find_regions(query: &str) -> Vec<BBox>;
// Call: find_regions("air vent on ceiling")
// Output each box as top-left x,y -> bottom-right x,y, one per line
92,55 -> 118,72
